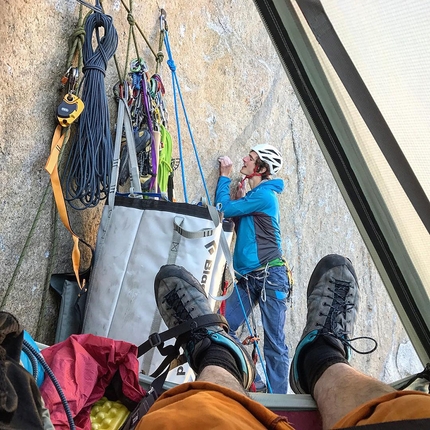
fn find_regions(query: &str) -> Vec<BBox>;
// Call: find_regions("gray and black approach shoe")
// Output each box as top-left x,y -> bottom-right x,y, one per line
289,254 -> 362,394
155,264 -> 256,390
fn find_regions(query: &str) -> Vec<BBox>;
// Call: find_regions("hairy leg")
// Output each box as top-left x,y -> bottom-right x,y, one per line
313,363 -> 396,430
197,365 -> 249,396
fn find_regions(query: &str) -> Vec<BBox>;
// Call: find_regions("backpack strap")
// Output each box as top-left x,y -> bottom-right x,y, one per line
118,385 -> 160,430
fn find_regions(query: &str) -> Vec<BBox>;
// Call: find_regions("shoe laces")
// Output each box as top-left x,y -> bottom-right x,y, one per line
162,286 -> 195,325
318,278 -> 377,355
162,287 -> 224,342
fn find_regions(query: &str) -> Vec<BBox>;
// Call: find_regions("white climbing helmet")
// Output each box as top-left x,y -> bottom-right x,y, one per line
251,144 -> 283,174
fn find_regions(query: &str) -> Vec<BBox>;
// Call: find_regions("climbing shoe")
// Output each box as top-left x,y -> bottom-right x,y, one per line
290,254 -> 365,394
155,264 -> 256,390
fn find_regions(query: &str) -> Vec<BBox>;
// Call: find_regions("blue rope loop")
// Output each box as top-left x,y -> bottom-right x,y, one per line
64,11 -> 118,210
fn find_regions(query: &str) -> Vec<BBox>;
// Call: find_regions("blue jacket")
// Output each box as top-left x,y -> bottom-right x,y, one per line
215,176 -> 284,276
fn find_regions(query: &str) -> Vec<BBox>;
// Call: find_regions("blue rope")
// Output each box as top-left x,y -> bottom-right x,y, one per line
232,281 -> 273,393
23,340 -> 76,430
164,32 -> 187,202
164,30 -> 211,205
64,11 -> 118,210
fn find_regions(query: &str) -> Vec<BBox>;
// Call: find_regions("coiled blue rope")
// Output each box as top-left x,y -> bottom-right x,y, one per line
64,10 -> 118,210
164,29 -> 211,205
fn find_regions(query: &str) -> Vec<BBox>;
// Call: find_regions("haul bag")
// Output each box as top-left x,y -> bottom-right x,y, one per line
82,196 -> 223,378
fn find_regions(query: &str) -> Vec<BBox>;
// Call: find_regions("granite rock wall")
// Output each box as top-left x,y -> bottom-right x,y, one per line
0,0 -> 422,385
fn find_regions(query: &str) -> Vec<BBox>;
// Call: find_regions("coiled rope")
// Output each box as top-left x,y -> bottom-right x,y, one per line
64,9 -> 118,209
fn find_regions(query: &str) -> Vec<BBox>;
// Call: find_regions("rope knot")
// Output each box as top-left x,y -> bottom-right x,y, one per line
156,51 -> 165,64
127,12 -> 135,26
167,59 -> 176,72
69,26 -> 86,48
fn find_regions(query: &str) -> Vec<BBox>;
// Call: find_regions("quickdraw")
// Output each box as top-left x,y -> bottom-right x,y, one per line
114,51 -> 170,195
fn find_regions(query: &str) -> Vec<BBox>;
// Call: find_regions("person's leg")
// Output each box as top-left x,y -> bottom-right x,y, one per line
223,278 -> 254,343
313,363 -> 395,429
136,264 -> 294,430
289,254 -> 380,429
198,365 -> 247,394
224,277 -> 268,391
258,266 -> 290,394
154,265 -> 255,392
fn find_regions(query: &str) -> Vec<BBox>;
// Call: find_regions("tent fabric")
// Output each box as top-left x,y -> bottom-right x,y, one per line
40,334 -> 146,430
253,0 -> 430,364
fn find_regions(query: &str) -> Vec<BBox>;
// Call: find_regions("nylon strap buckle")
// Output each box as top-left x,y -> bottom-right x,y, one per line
148,332 -> 163,348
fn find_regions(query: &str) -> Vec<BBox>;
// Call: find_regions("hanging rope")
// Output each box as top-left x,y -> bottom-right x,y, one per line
155,9 -> 167,74
163,26 -> 211,204
110,0 -> 164,82
36,196 -> 59,340
119,0 -> 159,59
64,9 -> 118,209
1,185 -> 52,310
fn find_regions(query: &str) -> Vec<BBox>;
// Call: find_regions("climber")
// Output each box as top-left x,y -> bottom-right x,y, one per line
214,144 -> 291,394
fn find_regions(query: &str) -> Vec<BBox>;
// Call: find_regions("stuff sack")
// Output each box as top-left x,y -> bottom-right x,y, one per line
40,333 -> 146,430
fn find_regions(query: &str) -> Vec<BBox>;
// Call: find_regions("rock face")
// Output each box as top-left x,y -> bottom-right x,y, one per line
0,0 -> 422,386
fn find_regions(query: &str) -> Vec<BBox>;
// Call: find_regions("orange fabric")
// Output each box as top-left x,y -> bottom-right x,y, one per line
137,383 -> 430,430
135,381 -> 293,430
45,125 -> 83,289
334,390 -> 430,428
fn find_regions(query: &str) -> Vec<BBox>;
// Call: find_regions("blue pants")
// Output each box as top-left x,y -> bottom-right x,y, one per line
224,266 -> 290,394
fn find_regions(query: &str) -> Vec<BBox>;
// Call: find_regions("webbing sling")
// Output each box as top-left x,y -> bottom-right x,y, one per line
45,125 -> 89,289
138,314 -> 227,371
110,87 -> 142,206
207,205 -> 235,301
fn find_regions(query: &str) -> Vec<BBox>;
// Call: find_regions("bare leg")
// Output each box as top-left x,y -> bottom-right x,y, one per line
197,365 -> 249,396
313,363 -> 396,430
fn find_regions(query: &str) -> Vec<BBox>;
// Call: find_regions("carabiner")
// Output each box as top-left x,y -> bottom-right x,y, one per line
260,262 -> 270,303
67,67 -> 79,95
159,8 -> 168,32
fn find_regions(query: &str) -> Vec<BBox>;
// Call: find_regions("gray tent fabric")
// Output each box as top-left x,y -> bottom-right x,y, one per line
253,0 -> 430,364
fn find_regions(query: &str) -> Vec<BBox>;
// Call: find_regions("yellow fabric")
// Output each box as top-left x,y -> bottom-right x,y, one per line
45,125 -> 83,289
